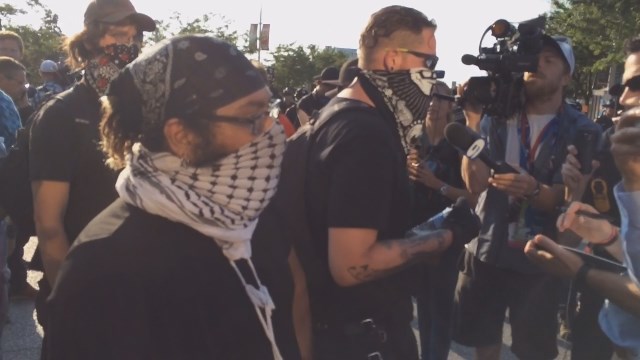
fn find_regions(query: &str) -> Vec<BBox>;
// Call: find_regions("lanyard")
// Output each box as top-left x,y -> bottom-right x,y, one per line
517,111 -> 559,172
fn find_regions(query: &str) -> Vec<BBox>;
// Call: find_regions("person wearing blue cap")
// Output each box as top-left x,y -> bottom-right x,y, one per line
454,34 -> 601,360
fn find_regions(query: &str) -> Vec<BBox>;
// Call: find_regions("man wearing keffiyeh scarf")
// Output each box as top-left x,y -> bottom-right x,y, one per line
43,35 -> 305,360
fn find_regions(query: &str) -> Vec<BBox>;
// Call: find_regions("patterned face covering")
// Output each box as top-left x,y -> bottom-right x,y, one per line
361,68 -> 438,153
85,43 -> 140,96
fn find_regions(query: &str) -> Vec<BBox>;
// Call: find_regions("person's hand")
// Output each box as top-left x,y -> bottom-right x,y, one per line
557,201 -> 616,244
524,234 -> 584,278
407,149 -> 420,181
561,145 -> 599,202
488,167 -> 538,198
610,110 -> 640,184
414,163 -> 442,189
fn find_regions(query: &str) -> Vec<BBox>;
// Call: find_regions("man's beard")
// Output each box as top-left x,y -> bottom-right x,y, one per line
190,135 -> 229,168
525,75 -> 561,101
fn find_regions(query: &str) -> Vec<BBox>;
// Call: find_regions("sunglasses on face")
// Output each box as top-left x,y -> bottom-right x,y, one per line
608,75 -> 640,97
623,75 -> 640,92
387,48 -> 439,70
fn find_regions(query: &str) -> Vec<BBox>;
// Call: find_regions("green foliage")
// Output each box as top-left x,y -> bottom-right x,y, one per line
2,1 -> 64,87
270,43 -> 348,91
146,12 -> 240,47
2,2 -> 349,92
547,0 -> 640,102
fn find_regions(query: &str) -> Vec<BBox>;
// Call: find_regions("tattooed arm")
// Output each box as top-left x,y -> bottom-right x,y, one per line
328,227 -> 452,286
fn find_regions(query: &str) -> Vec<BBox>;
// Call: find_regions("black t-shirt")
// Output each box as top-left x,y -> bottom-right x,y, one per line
582,127 -> 621,225
304,98 -> 413,323
29,82 -> 119,244
45,199 -> 299,360
595,114 -> 614,132
297,92 -> 329,118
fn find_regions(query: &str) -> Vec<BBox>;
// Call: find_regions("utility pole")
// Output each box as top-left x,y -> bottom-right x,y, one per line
257,6 -> 263,62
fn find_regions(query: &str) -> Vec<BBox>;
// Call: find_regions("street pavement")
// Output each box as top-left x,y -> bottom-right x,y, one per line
2,237 -> 572,359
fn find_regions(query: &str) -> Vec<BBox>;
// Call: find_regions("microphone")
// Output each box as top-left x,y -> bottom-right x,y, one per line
461,54 -> 478,66
444,122 -> 518,174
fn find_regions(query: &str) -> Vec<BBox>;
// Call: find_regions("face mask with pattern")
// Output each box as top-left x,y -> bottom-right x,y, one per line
361,68 -> 438,153
85,43 -> 140,96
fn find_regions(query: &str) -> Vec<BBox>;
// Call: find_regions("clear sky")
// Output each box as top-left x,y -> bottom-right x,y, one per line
8,0 -> 552,84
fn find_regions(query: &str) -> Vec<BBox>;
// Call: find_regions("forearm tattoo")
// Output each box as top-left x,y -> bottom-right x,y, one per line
346,229 -> 450,283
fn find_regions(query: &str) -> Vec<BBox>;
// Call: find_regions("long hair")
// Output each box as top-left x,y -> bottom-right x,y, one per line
63,18 -> 139,70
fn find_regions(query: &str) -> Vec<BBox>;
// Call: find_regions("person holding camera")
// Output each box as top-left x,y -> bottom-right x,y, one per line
453,35 -> 601,360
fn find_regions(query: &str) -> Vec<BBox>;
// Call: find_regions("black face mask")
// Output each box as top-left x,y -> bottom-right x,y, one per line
85,43 -> 140,96
360,68 -> 438,153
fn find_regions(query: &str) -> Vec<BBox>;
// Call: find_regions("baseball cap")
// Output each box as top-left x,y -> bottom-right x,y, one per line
84,0 -> 156,32
325,58 -> 360,97
313,66 -> 339,84
602,99 -> 616,108
542,35 -> 575,75
39,60 -> 58,73
323,58 -> 359,88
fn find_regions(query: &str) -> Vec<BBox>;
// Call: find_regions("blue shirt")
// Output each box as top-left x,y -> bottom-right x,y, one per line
599,183 -> 640,350
0,89 -> 21,156
467,104 -> 601,273
32,81 -> 65,109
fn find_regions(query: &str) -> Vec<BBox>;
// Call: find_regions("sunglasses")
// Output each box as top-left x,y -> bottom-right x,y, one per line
207,102 -> 278,135
387,48 -> 439,70
611,75 -> 640,96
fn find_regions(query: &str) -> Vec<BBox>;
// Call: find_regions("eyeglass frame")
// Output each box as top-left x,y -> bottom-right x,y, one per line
204,101 -> 278,136
385,48 -> 439,70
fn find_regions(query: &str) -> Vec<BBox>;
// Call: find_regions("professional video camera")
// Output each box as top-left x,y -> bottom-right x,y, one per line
460,16 -> 546,119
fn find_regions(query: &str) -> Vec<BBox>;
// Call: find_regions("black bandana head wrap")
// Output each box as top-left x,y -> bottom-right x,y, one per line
107,34 -> 267,130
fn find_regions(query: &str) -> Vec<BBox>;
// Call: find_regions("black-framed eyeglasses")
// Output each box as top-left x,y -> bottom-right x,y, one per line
206,101 -> 277,135
623,75 -> 640,92
387,48 -> 439,70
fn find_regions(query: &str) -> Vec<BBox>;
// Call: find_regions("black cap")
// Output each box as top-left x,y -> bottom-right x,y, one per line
323,58 -> 359,88
84,0 -> 156,32
313,66 -> 339,83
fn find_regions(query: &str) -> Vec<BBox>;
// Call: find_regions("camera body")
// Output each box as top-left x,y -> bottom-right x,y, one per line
460,16 -> 546,119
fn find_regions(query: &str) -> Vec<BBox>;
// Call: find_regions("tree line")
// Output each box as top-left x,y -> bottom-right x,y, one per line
1,0 -> 638,103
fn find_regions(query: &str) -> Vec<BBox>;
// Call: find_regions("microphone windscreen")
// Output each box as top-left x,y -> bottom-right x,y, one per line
461,54 -> 478,66
444,122 -> 477,152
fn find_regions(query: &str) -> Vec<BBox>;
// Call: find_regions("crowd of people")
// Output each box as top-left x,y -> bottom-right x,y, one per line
0,1 -> 637,360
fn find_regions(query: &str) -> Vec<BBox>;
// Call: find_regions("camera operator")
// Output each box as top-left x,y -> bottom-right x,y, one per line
453,35 -> 601,360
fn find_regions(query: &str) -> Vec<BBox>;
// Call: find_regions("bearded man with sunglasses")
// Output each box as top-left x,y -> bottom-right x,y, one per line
454,35 -> 601,360
290,6 -> 482,360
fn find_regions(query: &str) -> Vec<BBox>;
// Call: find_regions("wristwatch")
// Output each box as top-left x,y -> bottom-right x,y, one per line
439,184 -> 449,196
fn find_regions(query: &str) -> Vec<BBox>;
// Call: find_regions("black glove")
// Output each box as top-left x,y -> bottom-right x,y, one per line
441,197 -> 481,250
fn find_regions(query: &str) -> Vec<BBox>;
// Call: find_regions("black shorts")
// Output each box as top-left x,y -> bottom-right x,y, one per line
452,250 -> 561,360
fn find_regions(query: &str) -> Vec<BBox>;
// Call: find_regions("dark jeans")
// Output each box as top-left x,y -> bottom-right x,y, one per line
416,248 -> 461,360
7,231 -> 29,293
314,316 -> 418,360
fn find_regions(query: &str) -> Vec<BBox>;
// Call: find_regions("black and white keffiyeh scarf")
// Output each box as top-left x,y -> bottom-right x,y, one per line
360,68 -> 438,153
116,122 -> 286,359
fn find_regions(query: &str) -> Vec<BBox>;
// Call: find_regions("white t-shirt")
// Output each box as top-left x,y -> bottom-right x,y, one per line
505,113 -> 555,169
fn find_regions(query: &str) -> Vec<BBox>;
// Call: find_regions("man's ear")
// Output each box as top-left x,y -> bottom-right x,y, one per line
163,118 -> 195,159
382,49 -> 398,72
